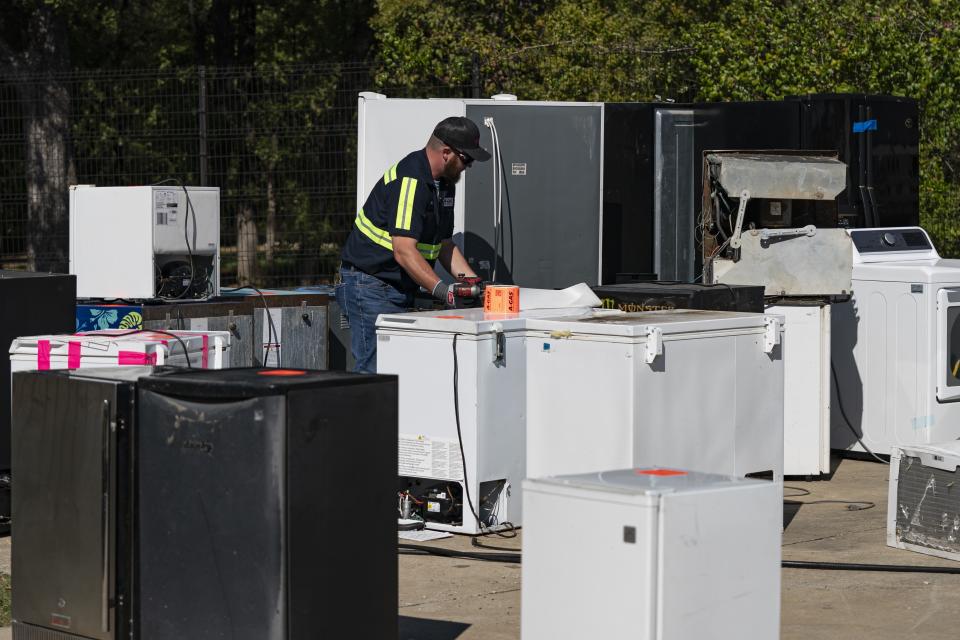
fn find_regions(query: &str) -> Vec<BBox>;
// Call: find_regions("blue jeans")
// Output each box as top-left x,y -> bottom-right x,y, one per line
335,265 -> 413,374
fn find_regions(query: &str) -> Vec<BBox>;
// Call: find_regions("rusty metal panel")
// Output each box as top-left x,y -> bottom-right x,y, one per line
706,153 -> 847,201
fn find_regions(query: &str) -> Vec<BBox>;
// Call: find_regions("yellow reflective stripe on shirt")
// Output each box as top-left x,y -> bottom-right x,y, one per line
383,163 -> 398,185
395,177 -> 417,231
417,242 -> 441,260
395,178 -> 410,229
355,209 -> 393,250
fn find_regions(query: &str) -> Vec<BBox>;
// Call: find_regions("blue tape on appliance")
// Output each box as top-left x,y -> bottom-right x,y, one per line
852,119 -> 878,133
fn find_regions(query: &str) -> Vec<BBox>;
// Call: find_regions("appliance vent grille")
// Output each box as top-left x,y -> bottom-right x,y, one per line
895,455 -> 960,554
12,621 -> 88,640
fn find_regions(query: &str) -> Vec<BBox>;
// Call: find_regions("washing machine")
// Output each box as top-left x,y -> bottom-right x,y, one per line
832,227 -> 960,455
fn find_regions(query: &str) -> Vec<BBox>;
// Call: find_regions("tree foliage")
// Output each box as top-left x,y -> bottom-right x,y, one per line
371,0 -> 960,254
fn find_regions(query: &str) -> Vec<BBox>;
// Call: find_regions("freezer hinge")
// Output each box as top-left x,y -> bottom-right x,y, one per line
763,317 -> 781,353
644,327 -> 663,364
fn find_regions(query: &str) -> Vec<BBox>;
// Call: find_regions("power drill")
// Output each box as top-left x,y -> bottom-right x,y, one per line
452,274 -> 484,299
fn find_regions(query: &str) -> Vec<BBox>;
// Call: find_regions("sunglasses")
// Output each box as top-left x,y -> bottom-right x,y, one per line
446,145 -> 474,168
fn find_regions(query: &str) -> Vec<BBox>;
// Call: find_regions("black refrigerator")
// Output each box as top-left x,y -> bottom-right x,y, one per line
12,366 -> 398,640
0,271 -> 76,471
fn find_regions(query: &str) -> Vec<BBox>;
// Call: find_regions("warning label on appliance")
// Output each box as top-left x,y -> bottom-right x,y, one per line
398,434 -> 464,481
154,189 -> 179,225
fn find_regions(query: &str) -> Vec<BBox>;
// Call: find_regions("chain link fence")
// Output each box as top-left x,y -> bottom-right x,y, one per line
0,64 -> 470,287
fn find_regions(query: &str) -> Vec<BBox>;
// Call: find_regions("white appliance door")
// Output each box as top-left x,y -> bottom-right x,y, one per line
937,287 -> 960,402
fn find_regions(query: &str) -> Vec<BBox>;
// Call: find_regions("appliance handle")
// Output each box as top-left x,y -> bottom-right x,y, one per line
100,398 -> 111,633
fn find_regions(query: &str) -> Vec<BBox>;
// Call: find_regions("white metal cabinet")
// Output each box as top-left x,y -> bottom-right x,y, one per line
769,303 -> 832,476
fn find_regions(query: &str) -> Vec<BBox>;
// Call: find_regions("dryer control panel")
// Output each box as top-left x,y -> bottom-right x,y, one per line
851,227 -> 932,253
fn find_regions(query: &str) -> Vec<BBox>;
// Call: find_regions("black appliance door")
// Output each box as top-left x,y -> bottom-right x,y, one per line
12,373 -> 120,639
798,95 -> 919,228
463,103 -> 603,289
137,390 -> 286,640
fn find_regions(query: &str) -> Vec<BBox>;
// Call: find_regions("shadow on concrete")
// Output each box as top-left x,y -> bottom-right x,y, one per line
399,616 -> 470,640
783,499 -> 803,530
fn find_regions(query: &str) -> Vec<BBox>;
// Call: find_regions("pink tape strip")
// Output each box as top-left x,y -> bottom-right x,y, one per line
117,351 -> 157,366
67,341 -> 81,369
37,340 -> 51,370
201,334 -> 209,368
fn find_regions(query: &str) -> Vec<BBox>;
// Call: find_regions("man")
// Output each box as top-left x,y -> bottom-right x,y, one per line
336,117 -> 491,373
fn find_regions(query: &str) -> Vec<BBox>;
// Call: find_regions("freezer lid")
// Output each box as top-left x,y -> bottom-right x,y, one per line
523,308 -> 772,337
376,305 -> 602,335
526,468 -> 762,497
138,366 -> 395,399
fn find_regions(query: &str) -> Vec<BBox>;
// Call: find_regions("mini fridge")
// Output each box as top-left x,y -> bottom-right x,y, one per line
522,468 -> 782,640
12,366 -> 398,640
524,309 -> 785,480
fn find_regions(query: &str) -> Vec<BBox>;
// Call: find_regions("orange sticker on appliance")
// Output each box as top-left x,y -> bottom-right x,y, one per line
436,315 -> 465,319
635,469 -> 687,476
483,285 -> 520,313
258,369 -> 306,376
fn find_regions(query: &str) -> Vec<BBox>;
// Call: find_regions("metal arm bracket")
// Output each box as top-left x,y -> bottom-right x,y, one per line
728,189 -> 751,251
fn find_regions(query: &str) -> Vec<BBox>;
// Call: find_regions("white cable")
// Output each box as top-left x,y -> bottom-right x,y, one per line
484,117 -> 504,282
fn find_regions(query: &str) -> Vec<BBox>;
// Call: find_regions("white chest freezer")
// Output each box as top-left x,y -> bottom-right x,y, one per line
522,468 -> 782,640
768,302 -> 832,477
376,286 -> 600,534
524,309 -> 785,480
10,329 -> 230,372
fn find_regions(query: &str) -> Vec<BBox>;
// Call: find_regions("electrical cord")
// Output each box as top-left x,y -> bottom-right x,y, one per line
399,544 -> 960,574
398,543 -> 521,564
151,178 -> 201,300
782,560 -> 960,574
222,286 -> 280,367
783,486 -> 875,511
451,333 -> 516,538
830,360 -> 889,464
484,118 -> 504,283
452,334 -> 482,527
82,328 -> 192,368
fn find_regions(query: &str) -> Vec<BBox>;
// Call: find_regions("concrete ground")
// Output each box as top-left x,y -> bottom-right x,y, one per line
399,457 -> 960,639
1,457 -> 958,639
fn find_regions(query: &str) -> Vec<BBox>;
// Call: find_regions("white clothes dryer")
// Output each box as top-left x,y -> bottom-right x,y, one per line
832,227 -> 960,455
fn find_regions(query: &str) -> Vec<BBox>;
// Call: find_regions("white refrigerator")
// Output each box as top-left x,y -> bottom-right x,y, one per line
524,309 -> 785,480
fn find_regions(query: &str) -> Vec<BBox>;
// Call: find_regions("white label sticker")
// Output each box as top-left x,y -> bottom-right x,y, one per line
427,501 -> 441,513
153,189 -> 179,225
769,201 -> 782,217
398,433 -> 465,481
511,162 -> 527,176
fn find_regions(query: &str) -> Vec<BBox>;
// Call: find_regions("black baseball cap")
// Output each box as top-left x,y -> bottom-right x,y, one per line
432,117 -> 491,162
